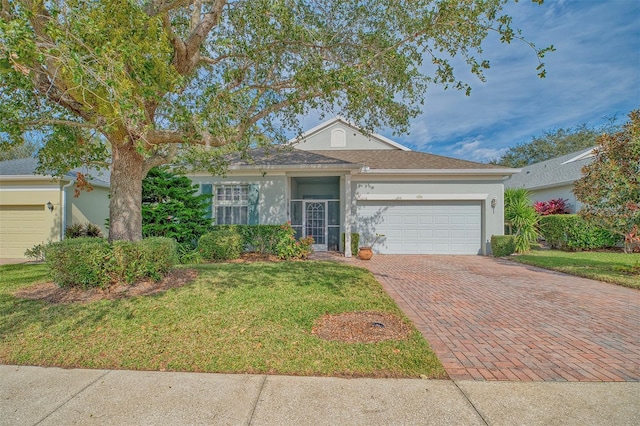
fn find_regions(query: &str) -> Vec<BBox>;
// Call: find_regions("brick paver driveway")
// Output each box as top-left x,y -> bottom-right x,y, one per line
347,255 -> 640,382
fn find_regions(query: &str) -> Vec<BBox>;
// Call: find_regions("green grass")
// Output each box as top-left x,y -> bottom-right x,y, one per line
0,261 -> 446,378
510,246 -> 640,289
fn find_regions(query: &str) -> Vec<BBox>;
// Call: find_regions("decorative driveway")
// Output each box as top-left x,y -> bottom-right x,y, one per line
344,255 -> 640,382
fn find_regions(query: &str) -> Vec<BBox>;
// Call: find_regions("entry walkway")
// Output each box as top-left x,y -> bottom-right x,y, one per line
339,255 -> 640,382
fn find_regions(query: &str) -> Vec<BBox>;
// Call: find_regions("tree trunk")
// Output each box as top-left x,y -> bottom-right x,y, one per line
109,141 -> 145,242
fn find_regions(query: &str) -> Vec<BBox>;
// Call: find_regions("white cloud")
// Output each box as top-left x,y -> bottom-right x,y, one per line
293,1 -> 639,163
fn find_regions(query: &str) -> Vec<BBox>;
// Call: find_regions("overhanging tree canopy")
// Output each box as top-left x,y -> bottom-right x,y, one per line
1,0 -> 552,242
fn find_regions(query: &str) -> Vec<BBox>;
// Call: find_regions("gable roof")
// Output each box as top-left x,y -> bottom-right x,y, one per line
291,117 -> 412,151
225,147 -> 354,168
0,157 -> 111,187
311,150 -> 506,171
505,147 -> 595,190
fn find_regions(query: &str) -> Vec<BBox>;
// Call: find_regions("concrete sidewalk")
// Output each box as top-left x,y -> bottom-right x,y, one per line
2,365 -> 638,425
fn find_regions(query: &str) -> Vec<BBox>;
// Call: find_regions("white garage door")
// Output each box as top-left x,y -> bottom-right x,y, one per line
0,205 -> 48,259
356,201 -> 482,254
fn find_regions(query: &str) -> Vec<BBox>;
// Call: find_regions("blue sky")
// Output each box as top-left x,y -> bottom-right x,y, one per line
301,0 -> 640,163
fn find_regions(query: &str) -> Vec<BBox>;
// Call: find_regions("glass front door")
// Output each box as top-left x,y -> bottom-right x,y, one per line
305,201 -> 327,251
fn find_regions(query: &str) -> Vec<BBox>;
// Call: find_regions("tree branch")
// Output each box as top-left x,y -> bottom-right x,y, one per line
173,0 -> 227,75
144,0 -> 193,16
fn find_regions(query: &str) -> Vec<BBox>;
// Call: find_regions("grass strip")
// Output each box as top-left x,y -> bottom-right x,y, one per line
510,247 -> 640,289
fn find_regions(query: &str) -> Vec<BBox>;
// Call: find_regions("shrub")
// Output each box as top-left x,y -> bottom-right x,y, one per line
341,233 -> 360,255
44,237 -> 176,289
65,223 -> 104,238
24,243 -> 46,261
110,238 -> 177,283
274,224 -> 314,259
534,198 -> 571,215
85,223 -> 103,237
539,215 -> 621,251
45,238 -> 113,289
207,224 -> 314,259
491,235 -> 516,257
198,229 -> 243,261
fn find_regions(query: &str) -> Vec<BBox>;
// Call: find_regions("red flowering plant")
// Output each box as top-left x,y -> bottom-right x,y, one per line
534,198 -> 571,216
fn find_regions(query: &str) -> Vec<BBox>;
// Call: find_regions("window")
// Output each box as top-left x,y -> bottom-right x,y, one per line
215,185 -> 249,224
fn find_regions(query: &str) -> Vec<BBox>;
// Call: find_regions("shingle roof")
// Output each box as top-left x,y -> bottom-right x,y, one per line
505,147 -> 595,190
310,150 -> 506,170
0,157 -> 40,176
0,157 -> 111,186
224,148 -> 510,172
227,148 -> 354,167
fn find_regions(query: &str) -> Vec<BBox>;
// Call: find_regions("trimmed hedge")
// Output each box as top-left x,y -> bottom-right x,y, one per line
341,233 -> 360,255
198,228 -> 244,261
44,237 -> 176,289
199,224 -> 314,260
538,214 -> 621,251
110,237 -> 176,283
491,235 -> 516,257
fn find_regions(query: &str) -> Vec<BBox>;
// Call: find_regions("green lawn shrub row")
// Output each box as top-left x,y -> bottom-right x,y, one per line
45,237 -> 176,289
538,214 -> 621,251
198,224 -> 314,261
491,235 -> 516,257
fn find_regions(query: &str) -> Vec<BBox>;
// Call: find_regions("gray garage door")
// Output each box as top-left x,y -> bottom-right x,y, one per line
356,200 -> 482,254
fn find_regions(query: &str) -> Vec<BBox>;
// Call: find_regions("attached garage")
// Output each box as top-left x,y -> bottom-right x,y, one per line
0,158 -> 110,260
0,205 -> 50,258
356,200 -> 482,254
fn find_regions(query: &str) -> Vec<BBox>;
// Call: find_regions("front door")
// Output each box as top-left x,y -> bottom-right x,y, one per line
305,201 -> 327,251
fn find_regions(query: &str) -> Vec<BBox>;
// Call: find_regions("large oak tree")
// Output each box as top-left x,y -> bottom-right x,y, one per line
1,0 -> 551,242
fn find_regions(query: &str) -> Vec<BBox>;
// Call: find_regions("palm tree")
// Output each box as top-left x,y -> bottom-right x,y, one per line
504,188 -> 539,253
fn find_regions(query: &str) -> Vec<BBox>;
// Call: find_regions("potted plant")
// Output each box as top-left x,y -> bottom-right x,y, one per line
357,234 -> 384,260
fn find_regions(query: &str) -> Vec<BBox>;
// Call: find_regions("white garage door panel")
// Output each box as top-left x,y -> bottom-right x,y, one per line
356,201 -> 482,255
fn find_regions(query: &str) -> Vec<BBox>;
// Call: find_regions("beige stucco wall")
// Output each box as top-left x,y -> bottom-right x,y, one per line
0,179 -> 63,258
0,178 -> 110,259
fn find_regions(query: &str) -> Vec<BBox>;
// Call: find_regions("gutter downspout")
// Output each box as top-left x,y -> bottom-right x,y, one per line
61,179 -> 75,240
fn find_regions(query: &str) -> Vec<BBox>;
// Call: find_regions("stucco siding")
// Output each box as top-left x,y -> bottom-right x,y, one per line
191,175 -> 288,225
68,185 -> 110,235
295,122 -> 397,151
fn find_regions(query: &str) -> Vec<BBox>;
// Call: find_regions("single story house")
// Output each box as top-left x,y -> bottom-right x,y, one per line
188,118 -> 518,256
0,158 -> 110,259
504,147 -> 595,213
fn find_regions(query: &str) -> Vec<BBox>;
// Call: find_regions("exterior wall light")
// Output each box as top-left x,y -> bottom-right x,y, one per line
46,201 -> 54,212
490,197 -> 497,209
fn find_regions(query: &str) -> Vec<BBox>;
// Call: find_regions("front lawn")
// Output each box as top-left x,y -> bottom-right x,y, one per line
0,261 -> 446,378
510,246 -> 640,289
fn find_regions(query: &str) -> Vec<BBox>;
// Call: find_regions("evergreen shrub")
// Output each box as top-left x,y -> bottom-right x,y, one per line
491,235 -> 516,257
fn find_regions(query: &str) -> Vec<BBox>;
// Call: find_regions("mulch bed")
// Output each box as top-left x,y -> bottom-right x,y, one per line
312,311 -> 412,343
13,268 -> 198,305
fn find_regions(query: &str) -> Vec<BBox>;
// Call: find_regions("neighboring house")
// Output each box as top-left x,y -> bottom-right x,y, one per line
505,147 -> 595,213
0,158 -> 110,259
188,118 -> 518,256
